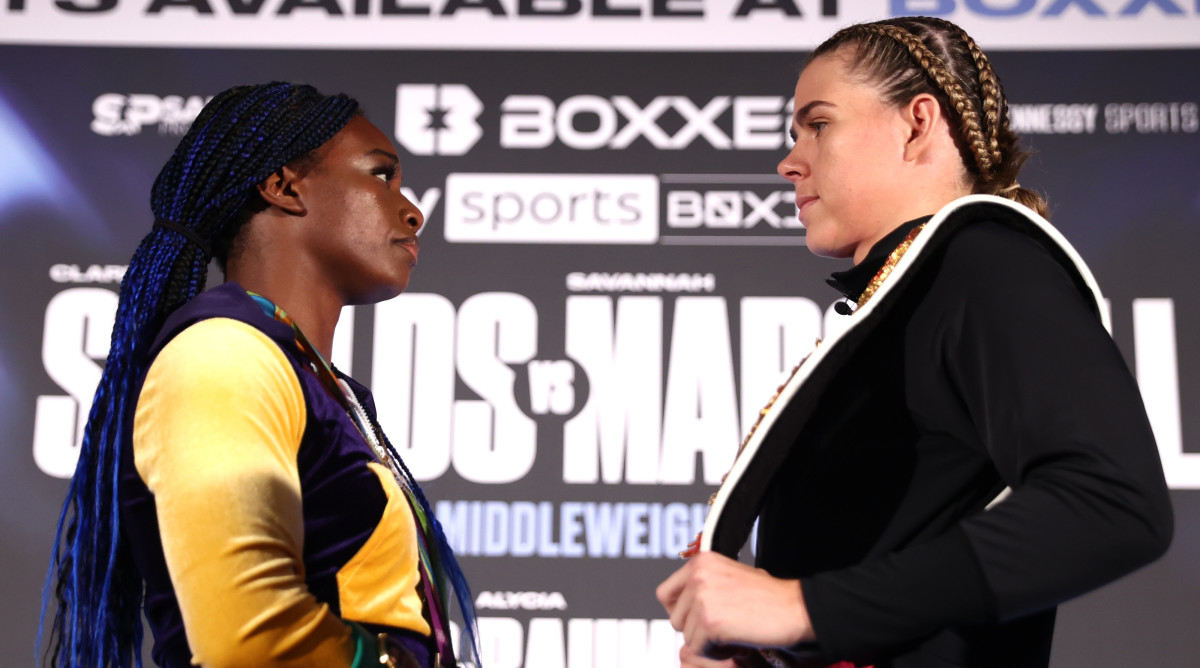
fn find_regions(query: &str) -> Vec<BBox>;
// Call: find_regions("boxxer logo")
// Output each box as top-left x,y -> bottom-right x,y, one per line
395,84 -> 483,156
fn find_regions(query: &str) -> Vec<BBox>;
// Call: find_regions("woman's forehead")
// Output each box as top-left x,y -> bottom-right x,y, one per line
793,54 -> 880,110
321,115 -> 396,159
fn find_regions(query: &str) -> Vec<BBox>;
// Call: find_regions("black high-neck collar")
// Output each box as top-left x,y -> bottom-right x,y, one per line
826,216 -> 933,302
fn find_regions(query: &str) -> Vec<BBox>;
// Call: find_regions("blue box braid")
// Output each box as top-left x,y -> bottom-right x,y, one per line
39,82 -> 360,668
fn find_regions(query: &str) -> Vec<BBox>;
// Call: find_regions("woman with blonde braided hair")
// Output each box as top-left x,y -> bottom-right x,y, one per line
658,16 -> 1171,668
39,82 -> 480,668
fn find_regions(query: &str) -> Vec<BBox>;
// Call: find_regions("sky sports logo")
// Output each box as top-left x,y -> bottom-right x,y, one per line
442,173 -> 802,245
444,174 -> 657,244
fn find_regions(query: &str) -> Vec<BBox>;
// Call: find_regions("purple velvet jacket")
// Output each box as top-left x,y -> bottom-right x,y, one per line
118,283 -> 433,667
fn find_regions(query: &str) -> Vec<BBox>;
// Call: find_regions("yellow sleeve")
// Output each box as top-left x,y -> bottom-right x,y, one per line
337,462 -> 430,636
133,318 -> 356,668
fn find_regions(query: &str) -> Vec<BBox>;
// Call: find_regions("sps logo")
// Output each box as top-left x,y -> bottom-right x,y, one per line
395,84 -> 483,156
91,94 -> 209,137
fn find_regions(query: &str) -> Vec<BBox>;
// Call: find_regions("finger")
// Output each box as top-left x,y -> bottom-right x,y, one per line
682,590 -> 712,656
656,559 -> 693,611
671,567 -> 702,636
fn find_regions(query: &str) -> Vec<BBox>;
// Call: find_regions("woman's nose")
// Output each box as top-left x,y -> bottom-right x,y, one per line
401,197 -> 425,232
777,143 -> 805,183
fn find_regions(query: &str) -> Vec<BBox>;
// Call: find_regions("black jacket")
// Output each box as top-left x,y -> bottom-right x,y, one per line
711,198 -> 1173,667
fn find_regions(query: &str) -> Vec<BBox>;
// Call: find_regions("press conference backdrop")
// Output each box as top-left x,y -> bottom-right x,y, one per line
2,3 -> 1198,666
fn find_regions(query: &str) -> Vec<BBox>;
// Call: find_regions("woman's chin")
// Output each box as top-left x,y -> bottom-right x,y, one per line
348,281 -> 408,306
803,236 -> 852,260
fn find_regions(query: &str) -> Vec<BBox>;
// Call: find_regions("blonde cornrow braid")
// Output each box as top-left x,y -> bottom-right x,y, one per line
813,17 -> 1048,217
852,23 -> 995,179
938,18 -> 1006,180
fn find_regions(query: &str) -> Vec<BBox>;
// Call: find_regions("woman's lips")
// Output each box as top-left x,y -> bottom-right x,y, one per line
396,238 -> 419,265
796,196 -> 818,220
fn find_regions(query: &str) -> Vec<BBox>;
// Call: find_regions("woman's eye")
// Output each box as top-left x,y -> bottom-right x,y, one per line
373,166 -> 397,183
809,121 -> 827,136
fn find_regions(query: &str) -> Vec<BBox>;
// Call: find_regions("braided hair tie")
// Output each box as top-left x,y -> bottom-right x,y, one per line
153,218 -> 213,257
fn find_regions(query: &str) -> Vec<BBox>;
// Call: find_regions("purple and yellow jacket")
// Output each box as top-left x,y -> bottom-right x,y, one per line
119,283 -> 431,668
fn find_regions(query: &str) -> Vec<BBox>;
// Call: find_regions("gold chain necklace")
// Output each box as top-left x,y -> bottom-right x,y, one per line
856,223 -> 926,309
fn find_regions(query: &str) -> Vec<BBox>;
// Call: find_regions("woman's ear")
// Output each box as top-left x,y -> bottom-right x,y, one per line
256,165 -> 307,216
901,93 -> 946,163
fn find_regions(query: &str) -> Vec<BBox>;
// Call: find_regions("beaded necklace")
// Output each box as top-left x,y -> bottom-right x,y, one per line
247,292 -> 455,667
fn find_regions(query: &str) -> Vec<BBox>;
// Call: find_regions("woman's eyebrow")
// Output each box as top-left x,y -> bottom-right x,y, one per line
366,148 -> 399,162
794,100 -> 836,126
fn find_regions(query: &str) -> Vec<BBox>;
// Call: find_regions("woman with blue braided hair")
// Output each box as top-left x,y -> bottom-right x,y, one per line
40,82 -> 479,668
